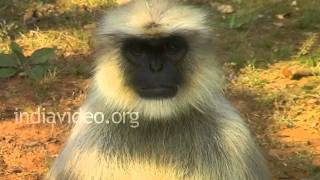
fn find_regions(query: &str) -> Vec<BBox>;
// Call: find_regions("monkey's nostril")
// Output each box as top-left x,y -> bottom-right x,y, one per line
149,60 -> 163,72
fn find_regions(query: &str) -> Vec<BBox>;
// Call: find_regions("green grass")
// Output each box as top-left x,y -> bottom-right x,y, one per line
215,0 -> 320,68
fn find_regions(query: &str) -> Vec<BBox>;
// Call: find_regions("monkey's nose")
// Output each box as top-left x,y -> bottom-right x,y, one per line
149,60 -> 163,72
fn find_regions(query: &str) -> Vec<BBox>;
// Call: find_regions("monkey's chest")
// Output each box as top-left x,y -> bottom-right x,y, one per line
102,129 -> 210,179
103,149 -> 204,180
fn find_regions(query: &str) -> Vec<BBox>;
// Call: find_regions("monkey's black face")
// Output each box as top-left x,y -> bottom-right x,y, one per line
121,35 -> 188,99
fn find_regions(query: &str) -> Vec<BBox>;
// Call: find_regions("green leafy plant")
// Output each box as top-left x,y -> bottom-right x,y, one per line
0,42 -> 55,79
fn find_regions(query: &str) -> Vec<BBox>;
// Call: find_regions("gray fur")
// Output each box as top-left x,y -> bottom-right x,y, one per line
46,95 -> 270,180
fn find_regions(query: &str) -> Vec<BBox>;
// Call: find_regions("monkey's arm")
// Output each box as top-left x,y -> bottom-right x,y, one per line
210,101 -> 270,180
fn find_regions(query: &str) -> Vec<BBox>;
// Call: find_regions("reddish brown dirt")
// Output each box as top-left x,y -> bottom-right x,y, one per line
0,120 -> 69,180
229,61 -> 320,179
0,76 -> 87,180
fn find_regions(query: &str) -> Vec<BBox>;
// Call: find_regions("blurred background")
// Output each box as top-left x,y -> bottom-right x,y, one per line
0,0 -> 319,179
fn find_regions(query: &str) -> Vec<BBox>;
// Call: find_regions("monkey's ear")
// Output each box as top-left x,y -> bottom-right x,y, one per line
117,0 -> 131,5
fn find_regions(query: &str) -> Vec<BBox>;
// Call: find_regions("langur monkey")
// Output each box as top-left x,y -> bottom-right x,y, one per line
47,0 -> 270,179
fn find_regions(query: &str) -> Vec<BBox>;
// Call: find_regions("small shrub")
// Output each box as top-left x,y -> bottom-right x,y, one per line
0,42 -> 55,80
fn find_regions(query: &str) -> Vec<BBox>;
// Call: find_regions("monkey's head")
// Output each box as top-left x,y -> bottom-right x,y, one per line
93,0 -> 223,120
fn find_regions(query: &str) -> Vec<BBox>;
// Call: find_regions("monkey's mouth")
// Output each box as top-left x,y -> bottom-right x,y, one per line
136,85 -> 178,99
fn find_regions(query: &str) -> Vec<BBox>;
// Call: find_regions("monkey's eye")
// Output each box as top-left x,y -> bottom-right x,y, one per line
129,45 -> 146,57
165,41 -> 180,51
123,42 -> 148,65
165,41 -> 181,54
164,39 -> 188,60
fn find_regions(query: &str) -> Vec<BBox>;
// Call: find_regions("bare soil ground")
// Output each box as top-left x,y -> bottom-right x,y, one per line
228,61 -> 320,179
